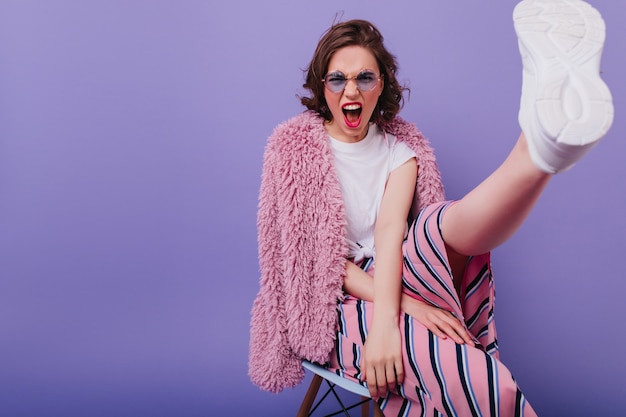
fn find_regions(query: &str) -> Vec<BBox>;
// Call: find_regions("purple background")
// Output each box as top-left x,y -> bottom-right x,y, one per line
1,1 -> 624,416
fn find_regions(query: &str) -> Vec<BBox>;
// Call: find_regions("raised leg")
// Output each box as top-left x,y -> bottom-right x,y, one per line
442,0 -> 613,257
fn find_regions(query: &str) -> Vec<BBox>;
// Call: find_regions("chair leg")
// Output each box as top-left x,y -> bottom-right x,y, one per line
360,396 -> 370,417
296,374 -> 323,417
373,401 -> 384,417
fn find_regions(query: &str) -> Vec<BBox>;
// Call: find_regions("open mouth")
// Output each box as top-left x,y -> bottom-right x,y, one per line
342,103 -> 362,127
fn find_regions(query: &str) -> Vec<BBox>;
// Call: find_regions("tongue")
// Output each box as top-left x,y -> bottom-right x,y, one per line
346,110 -> 360,123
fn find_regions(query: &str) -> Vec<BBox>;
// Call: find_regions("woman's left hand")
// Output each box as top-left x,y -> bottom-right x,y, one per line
362,318 -> 404,399
401,295 -> 475,346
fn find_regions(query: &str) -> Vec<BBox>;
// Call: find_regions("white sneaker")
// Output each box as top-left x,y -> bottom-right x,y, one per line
514,0 -> 614,173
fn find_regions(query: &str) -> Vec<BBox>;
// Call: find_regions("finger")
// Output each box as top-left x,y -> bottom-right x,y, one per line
425,323 -> 449,341
394,360 -> 404,389
436,314 -> 474,346
385,364 -> 396,393
366,366 -> 378,398
439,323 -> 467,344
376,367 -> 388,397
361,357 -> 367,381
458,328 -> 475,346
446,320 -> 475,346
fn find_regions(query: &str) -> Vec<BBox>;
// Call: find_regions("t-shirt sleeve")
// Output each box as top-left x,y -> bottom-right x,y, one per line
390,137 -> 417,172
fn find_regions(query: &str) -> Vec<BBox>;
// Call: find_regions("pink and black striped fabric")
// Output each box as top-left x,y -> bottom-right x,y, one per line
328,202 -> 537,416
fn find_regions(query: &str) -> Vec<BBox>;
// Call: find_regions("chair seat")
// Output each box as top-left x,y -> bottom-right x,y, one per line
302,361 -> 370,397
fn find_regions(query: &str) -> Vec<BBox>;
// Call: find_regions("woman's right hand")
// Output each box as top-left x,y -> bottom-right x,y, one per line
401,295 -> 475,346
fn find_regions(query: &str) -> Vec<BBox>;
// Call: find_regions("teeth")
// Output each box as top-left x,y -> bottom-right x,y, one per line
342,104 -> 361,111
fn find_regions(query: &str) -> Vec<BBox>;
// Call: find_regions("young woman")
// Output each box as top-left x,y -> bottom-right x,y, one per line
249,1 -> 613,415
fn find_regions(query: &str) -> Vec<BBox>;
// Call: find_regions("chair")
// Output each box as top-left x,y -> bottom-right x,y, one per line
296,361 -> 384,417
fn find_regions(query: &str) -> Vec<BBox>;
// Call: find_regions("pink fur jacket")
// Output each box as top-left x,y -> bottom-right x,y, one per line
249,111 -> 445,393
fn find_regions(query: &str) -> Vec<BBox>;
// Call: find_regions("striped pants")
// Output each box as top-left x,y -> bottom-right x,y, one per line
328,202 -> 537,416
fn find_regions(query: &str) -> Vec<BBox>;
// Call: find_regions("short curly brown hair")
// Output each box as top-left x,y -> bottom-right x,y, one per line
301,19 -> 407,125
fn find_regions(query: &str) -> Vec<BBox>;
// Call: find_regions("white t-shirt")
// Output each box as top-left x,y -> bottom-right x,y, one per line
329,124 -> 416,261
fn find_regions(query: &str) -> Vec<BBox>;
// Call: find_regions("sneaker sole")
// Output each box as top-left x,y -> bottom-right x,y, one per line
514,0 -> 613,147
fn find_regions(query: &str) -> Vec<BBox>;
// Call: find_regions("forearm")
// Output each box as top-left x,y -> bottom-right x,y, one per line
343,260 -> 376,300
371,223 -> 405,322
346,259 -> 422,312
369,159 -> 417,324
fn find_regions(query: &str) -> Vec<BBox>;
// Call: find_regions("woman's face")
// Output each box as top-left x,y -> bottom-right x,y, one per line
323,45 -> 383,143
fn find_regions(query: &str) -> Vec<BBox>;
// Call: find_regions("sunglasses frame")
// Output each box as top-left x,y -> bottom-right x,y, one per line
322,70 -> 383,93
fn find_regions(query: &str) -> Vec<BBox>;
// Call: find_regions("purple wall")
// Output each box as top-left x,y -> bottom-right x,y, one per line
1,1 -> 624,415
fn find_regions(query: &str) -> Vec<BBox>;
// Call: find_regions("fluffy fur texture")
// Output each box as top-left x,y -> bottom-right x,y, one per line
249,111 -> 445,393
